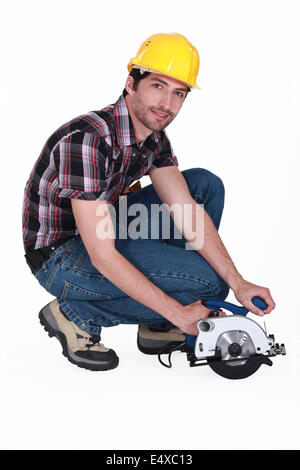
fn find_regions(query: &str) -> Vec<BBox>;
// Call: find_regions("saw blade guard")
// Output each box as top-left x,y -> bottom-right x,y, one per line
194,315 -> 273,360
185,296 -> 267,348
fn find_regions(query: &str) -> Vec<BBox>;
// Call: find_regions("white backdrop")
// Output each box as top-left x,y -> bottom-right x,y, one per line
1,0 -> 299,450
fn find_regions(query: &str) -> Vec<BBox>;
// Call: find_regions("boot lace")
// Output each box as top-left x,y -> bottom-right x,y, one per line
85,334 -> 105,349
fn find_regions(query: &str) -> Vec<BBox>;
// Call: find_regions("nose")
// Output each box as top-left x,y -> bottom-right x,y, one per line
158,91 -> 172,113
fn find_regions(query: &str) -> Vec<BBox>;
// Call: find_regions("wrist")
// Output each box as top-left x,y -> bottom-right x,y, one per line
227,273 -> 244,291
161,295 -> 183,323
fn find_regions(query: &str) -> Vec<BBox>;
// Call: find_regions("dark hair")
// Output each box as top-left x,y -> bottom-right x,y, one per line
123,68 -> 151,97
122,67 -> 191,98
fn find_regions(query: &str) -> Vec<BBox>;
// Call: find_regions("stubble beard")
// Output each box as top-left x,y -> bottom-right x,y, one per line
133,100 -> 173,132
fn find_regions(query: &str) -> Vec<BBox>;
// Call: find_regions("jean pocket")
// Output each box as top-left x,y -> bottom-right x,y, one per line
58,242 -> 85,271
61,281 -> 113,301
35,257 -> 61,295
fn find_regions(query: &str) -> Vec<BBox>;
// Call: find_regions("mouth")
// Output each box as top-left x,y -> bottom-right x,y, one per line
150,109 -> 169,120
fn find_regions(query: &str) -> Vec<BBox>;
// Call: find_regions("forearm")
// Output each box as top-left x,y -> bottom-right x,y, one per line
177,199 -> 244,290
92,249 -> 183,323
199,209 -> 243,289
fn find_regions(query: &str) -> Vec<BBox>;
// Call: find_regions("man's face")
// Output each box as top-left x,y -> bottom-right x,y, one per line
127,72 -> 189,132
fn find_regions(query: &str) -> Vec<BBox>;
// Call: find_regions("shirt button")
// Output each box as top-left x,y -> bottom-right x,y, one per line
155,138 -> 159,143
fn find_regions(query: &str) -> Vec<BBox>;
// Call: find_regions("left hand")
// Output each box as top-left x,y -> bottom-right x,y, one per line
232,279 -> 276,316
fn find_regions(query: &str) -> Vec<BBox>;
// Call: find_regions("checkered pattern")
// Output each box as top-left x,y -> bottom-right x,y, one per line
22,94 -> 179,250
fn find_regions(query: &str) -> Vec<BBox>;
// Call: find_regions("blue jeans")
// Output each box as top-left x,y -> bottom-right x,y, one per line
34,168 -> 229,337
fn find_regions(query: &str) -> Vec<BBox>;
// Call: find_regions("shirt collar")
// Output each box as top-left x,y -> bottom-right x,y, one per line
113,94 -> 161,148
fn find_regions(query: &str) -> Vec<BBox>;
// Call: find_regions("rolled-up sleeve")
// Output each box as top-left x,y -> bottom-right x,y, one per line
147,130 -> 179,172
54,131 -> 109,200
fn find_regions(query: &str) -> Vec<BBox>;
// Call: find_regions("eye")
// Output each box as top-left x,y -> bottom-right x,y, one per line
176,91 -> 184,97
153,83 -> 162,89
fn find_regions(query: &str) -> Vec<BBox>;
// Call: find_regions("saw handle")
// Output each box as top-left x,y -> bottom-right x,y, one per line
185,296 -> 268,348
202,296 -> 268,316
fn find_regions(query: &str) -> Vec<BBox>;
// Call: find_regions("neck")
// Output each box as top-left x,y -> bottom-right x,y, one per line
125,95 -> 153,145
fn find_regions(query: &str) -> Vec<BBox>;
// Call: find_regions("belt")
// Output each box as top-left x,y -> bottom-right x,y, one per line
24,237 -> 74,275
121,181 -> 141,195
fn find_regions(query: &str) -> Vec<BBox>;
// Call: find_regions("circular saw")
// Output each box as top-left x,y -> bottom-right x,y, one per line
158,296 -> 286,380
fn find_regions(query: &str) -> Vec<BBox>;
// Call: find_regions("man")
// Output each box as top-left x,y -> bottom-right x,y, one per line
22,32 -> 275,371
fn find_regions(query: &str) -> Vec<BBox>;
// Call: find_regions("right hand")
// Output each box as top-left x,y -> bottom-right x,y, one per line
173,299 -> 227,335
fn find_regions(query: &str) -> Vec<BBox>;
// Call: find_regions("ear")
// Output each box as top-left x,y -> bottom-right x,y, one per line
125,75 -> 135,96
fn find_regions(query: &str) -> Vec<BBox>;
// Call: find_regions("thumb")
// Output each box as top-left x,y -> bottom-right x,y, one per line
190,299 -> 204,306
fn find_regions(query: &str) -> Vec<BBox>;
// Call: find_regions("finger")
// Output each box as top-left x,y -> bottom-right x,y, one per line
208,310 -> 217,317
218,309 -> 227,317
257,291 -> 276,314
264,293 -> 276,314
246,300 -> 265,316
192,299 -> 210,312
207,309 -> 226,318
189,326 -> 200,336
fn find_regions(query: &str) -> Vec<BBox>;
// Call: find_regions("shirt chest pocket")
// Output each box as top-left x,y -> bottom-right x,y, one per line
105,146 -> 123,178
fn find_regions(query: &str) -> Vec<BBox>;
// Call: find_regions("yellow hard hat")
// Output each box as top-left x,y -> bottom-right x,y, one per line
127,32 -> 200,90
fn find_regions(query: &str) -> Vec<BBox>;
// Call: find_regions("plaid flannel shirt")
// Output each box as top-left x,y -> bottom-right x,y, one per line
22,94 -> 179,251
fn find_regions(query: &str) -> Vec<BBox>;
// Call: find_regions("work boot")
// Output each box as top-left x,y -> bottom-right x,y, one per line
39,299 -> 119,371
137,324 -> 186,355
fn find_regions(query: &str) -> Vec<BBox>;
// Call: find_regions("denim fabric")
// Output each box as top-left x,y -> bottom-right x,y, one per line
34,168 -> 229,337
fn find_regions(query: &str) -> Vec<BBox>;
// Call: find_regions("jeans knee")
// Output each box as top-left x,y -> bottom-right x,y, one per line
215,279 -> 230,300
182,168 -> 225,199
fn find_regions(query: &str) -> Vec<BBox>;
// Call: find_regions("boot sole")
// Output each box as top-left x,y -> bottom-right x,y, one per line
39,304 -> 119,371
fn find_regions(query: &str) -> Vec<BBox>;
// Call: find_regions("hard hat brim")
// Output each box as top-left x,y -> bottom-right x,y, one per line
130,65 -> 201,91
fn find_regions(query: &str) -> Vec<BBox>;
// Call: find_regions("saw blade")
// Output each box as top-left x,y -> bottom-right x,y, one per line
207,355 -> 265,379
215,329 -> 256,366
206,329 -> 262,379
